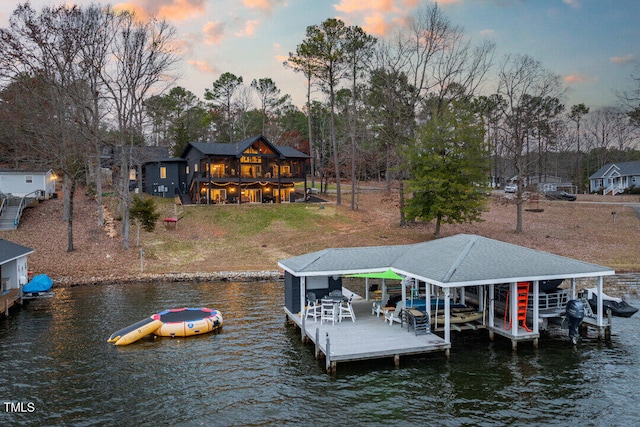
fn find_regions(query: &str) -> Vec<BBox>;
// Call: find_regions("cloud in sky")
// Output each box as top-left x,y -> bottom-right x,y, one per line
334,0 -> 398,14
188,59 -> 218,74
564,73 -> 595,85
203,21 -> 226,45
479,29 -> 495,38
563,0 -> 581,9
242,0 -> 279,13
362,14 -> 389,36
235,19 -> 259,37
114,0 -> 207,21
610,54 -> 635,66
334,0 -> 426,36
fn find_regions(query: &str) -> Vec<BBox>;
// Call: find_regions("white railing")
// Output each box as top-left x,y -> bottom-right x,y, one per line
13,190 -> 43,227
603,183 -> 623,195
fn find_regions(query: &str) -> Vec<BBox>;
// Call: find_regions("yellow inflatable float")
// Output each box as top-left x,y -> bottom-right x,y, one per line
108,307 -> 223,346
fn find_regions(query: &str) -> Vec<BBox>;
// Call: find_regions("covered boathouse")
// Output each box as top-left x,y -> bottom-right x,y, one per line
278,234 -> 615,373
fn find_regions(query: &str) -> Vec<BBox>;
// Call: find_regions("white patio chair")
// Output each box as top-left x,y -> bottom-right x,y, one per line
339,295 -> 356,322
320,298 -> 337,325
385,301 -> 405,327
305,292 -> 321,322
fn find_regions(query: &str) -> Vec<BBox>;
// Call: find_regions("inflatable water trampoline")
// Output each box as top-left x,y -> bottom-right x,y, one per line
108,307 -> 223,346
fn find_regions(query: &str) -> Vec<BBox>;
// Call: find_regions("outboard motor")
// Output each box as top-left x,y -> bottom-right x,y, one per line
565,299 -> 585,344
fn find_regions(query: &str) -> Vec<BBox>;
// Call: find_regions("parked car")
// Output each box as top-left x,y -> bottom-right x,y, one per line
544,191 -> 576,201
504,183 -> 517,193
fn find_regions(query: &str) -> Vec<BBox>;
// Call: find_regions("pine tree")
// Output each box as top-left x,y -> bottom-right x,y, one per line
404,101 -> 489,238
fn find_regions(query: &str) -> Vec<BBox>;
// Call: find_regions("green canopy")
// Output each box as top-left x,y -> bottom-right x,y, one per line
345,269 -> 404,280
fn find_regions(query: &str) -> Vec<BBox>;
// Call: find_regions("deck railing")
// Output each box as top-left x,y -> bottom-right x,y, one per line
13,190 -> 43,227
603,183 -> 623,195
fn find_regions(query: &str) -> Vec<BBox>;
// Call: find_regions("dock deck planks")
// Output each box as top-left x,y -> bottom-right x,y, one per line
286,299 -> 450,370
0,288 -> 20,316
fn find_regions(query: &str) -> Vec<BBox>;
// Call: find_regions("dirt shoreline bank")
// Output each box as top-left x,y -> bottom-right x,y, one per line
5,186 -> 640,291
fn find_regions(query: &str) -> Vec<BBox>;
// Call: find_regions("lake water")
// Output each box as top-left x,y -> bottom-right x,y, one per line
1,281 -> 639,426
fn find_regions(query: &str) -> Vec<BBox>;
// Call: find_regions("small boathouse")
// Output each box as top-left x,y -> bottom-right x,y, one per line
0,239 -> 32,316
278,234 -> 615,373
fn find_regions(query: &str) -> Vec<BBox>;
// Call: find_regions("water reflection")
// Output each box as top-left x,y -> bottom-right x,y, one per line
0,281 -> 638,426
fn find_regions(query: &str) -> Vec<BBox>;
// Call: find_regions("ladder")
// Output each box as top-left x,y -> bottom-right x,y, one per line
504,282 -> 532,332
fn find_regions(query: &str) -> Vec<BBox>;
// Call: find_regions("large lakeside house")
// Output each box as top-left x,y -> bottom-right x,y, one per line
141,135 -> 309,204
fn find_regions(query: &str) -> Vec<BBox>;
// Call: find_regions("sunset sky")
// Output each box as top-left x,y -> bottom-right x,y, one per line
1,0 -> 638,110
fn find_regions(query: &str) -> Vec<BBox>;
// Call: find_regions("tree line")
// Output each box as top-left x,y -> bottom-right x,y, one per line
1,2 -> 639,251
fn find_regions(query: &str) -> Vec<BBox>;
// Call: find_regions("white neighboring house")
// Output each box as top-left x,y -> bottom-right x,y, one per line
589,161 -> 640,195
0,169 -> 56,198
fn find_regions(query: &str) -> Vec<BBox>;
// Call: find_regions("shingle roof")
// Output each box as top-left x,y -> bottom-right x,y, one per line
278,234 -> 614,287
0,239 -> 33,264
590,160 -> 640,179
182,135 -> 309,159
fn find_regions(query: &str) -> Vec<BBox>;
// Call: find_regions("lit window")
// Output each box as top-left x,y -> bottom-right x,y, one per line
129,169 -> 136,180
160,167 -> 167,179
194,163 -> 198,172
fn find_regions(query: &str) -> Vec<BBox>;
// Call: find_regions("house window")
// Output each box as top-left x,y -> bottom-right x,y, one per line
25,176 -> 33,184
210,164 -> 224,178
194,163 -> 198,172
129,169 -> 136,180
160,167 -> 167,179
186,166 -> 190,174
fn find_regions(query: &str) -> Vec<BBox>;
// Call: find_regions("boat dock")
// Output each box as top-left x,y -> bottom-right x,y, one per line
285,299 -> 451,373
0,288 -> 21,316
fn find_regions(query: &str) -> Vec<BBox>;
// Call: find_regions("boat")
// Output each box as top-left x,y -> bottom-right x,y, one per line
430,308 -> 484,326
22,274 -> 55,299
585,287 -> 638,318
108,307 -> 223,346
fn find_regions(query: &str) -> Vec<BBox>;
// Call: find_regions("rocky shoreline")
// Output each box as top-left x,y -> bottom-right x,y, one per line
53,270 -> 283,287
51,270 -> 639,301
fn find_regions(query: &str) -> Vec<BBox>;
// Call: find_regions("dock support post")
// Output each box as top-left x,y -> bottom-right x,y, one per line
445,348 -> 450,360
325,333 -> 332,373
394,354 -> 400,367
511,339 -> 517,351
315,328 -> 320,358
533,337 -> 538,349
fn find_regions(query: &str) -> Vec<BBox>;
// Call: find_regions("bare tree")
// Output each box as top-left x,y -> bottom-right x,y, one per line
495,54 -> 565,233
285,42 -> 322,189
99,10 -> 179,249
344,25 -> 376,211
569,103 -> 589,192
584,106 -> 637,168
0,3 -> 100,251
296,18 -> 349,205
373,3 -> 495,225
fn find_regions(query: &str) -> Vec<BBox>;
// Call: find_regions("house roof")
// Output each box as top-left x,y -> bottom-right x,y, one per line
181,135 -> 309,159
0,239 -> 33,265
278,234 -> 614,287
144,157 -> 186,165
0,169 -> 52,175
590,160 -> 640,179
